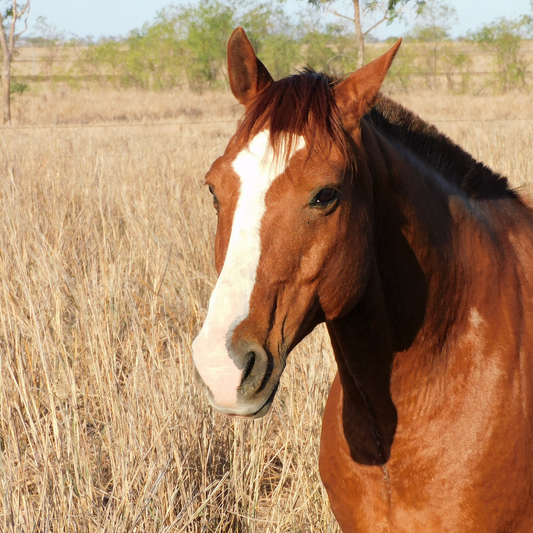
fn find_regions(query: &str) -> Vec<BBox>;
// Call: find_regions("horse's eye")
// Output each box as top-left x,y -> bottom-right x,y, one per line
208,185 -> 219,211
312,188 -> 338,207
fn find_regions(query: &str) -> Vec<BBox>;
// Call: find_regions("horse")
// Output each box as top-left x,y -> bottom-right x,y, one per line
192,27 -> 533,532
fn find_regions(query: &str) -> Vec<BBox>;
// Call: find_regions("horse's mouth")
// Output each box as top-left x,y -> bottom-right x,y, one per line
194,366 -> 280,418
227,382 -> 280,419
248,382 -> 279,419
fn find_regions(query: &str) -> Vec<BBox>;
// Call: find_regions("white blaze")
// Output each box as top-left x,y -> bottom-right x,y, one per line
192,131 -> 305,407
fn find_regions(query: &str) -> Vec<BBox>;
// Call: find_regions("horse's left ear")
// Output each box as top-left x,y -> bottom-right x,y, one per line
227,27 -> 273,106
335,39 -> 402,128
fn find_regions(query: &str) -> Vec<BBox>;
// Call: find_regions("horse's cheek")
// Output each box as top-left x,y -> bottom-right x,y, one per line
319,225 -> 371,320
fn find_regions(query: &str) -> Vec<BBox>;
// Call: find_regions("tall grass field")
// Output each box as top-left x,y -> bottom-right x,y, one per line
1,87 -> 533,532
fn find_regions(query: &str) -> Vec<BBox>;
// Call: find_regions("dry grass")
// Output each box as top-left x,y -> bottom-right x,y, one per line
0,87 -> 532,532
9,88 -> 242,125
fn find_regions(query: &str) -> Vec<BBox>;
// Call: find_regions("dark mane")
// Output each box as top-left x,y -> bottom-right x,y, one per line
237,68 -> 351,161
238,70 -> 517,200
366,96 -> 518,200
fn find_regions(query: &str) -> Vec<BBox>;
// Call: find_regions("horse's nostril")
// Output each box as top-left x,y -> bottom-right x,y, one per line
241,352 -> 256,385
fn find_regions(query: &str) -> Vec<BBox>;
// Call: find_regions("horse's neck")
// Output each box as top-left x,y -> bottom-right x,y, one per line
326,263 -> 399,464
326,124 -> 508,460
369,126 -> 469,356
341,122 -> 470,357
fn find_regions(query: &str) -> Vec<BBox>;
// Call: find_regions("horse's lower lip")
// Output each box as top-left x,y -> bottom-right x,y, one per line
247,382 -> 279,419
202,380 -> 280,418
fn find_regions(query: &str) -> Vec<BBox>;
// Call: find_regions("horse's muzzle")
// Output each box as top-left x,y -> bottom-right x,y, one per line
193,340 -> 282,418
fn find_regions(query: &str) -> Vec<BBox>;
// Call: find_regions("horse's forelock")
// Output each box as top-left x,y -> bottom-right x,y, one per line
235,69 -> 351,164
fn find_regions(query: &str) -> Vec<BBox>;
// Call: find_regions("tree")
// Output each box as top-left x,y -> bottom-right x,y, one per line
175,0 -> 236,90
406,0 -> 457,90
31,16 -> 65,77
244,5 -> 302,79
469,17 -> 530,93
305,0 -> 425,68
300,22 -> 358,76
0,0 -> 31,125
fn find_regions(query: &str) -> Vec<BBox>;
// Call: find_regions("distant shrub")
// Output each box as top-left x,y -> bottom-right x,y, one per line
440,47 -> 472,93
76,0 -> 301,91
301,25 -> 358,77
380,45 -> 418,93
78,19 -> 186,90
405,0 -> 458,91
10,81 -> 29,94
469,17 -> 530,92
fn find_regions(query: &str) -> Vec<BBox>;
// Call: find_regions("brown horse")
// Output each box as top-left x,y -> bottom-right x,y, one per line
192,27 -> 533,531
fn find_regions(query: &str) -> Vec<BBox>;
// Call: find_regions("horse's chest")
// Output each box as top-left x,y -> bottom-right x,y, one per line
319,374 -> 394,531
319,372 -> 533,532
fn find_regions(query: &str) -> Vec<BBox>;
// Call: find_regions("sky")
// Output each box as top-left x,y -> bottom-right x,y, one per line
19,0 -> 532,41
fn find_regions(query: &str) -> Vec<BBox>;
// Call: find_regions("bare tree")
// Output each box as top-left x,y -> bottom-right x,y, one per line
0,1 -> 31,125
32,16 -> 65,77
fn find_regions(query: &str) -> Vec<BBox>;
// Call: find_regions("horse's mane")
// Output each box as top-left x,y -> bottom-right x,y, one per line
367,96 -> 518,200
237,68 -> 516,200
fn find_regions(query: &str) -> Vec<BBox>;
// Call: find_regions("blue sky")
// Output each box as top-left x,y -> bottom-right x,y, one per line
21,0 -> 532,40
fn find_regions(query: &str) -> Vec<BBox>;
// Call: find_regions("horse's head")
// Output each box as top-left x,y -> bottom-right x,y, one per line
192,28 -> 400,417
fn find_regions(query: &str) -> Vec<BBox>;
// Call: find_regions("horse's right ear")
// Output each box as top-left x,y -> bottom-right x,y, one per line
228,27 -> 273,106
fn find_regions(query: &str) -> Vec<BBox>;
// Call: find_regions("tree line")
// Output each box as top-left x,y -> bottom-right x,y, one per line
72,0 -> 533,95
3,0 -> 533,124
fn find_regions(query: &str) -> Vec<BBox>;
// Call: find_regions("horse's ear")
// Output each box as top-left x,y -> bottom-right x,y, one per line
227,27 -> 273,106
335,39 -> 402,128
